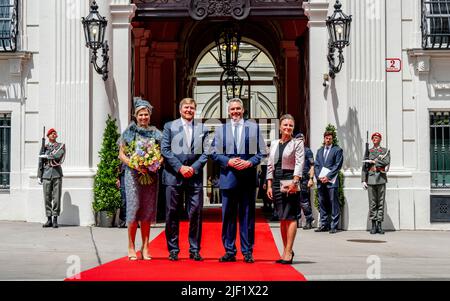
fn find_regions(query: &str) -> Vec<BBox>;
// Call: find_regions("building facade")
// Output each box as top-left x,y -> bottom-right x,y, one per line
0,0 -> 449,229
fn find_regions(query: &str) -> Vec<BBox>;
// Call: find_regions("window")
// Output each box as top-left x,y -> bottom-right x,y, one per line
0,0 -> 17,52
422,0 -> 450,49
430,112 -> 450,189
0,113 -> 11,190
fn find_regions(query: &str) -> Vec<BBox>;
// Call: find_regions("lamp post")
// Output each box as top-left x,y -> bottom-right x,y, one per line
215,23 -> 241,72
224,68 -> 244,100
215,23 -> 243,100
326,0 -> 352,79
81,1 -> 109,81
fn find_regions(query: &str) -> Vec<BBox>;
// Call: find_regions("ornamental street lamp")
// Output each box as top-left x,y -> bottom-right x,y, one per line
326,0 -> 352,79
81,1 -> 109,81
224,67 -> 244,100
215,23 -> 241,72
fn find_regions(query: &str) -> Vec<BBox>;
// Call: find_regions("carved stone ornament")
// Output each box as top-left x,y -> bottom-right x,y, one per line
189,0 -> 251,20
416,56 -> 430,74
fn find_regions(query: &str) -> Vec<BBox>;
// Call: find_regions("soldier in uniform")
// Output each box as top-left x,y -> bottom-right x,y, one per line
361,132 -> 390,234
38,128 -> 66,228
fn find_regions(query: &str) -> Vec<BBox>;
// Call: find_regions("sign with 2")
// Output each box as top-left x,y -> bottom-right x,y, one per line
386,58 -> 402,72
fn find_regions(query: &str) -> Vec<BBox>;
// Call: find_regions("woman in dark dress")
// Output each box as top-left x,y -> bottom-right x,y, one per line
118,98 -> 162,261
266,114 -> 304,264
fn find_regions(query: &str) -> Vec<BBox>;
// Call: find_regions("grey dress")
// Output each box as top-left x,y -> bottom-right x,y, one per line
119,122 -> 162,224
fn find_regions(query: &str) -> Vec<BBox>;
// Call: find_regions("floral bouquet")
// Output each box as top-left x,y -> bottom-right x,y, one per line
126,137 -> 163,185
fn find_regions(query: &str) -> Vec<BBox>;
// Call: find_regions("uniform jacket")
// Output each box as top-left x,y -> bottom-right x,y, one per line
38,142 -> 65,179
266,139 -> 304,180
314,145 -> 343,188
361,146 -> 390,185
211,119 -> 266,189
161,118 -> 208,187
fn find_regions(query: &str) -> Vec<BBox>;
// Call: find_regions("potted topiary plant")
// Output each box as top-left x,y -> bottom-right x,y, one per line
93,115 -> 121,227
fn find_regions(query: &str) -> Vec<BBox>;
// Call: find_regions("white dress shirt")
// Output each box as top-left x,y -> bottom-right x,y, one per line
181,118 -> 193,148
231,118 -> 244,147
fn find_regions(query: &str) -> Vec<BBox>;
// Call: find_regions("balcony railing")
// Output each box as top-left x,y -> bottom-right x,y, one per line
0,0 -> 18,52
422,0 -> 450,49
430,112 -> 450,189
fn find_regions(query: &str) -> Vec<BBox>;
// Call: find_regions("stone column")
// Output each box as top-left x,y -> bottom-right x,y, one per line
280,40 -> 301,126
148,42 -> 179,125
110,0 -> 136,132
27,0 -> 95,225
302,0 -> 330,153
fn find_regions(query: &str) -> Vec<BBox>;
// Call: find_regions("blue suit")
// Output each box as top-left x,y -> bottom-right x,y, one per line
211,119 -> 265,256
161,118 -> 208,254
314,145 -> 344,230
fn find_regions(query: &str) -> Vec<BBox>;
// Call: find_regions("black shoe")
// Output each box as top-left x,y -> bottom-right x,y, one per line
279,252 -> 294,264
52,216 -> 58,228
314,226 -> 329,232
168,252 -> 178,261
244,254 -> 254,263
303,222 -> 312,230
118,221 -> 127,228
219,253 -> 236,262
329,228 -> 337,234
189,252 -> 203,261
42,217 -> 52,228
370,221 -> 377,235
377,221 -> 385,234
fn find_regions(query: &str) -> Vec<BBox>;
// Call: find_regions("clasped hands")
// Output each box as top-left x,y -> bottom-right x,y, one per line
179,166 -> 195,178
228,158 -> 252,170
319,176 -> 330,184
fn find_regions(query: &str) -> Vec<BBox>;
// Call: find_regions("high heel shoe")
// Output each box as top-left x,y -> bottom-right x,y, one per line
141,248 -> 152,261
279,251 -> 294,264
128,251 -> 138,261
276,251 -> 294,264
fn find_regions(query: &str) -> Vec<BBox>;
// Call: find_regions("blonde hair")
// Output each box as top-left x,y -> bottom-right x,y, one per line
280,114 -> 295,125
179,98 -> 197,110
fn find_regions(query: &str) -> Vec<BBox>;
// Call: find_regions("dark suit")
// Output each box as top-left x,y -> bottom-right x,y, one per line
314,145 -> 344,230
211,119 -> 265,256
161,118 -> 208,254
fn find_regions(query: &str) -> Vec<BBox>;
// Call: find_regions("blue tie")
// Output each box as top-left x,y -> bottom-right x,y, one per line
324,146 -> 330,161
233,124 -> 239,154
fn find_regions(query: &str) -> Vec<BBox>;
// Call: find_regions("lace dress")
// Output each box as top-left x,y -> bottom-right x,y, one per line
119,122 -> 162,224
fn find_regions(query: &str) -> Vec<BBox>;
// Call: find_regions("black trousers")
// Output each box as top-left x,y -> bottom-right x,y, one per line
165,185 -> 203,254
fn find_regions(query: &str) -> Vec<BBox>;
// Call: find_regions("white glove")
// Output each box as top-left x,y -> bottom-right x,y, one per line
362,182 -> 368,190
38,178 -> 43,185
39,155 -> 49,159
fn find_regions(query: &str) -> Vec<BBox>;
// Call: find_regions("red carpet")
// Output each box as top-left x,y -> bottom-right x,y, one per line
66,208 -> 306,281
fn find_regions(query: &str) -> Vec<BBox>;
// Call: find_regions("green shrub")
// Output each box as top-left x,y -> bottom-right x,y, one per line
93,115 -> 121,215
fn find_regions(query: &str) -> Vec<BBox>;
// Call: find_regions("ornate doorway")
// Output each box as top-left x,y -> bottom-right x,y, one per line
130,0 -> 310,210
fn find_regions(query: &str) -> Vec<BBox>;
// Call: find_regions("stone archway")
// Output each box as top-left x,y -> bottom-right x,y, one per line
131,16 -> 309,136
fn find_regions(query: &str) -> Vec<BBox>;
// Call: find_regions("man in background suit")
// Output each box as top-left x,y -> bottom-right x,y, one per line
211,98 -> 266,263
161,98 -> 208,261
314,131 -> 344,234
